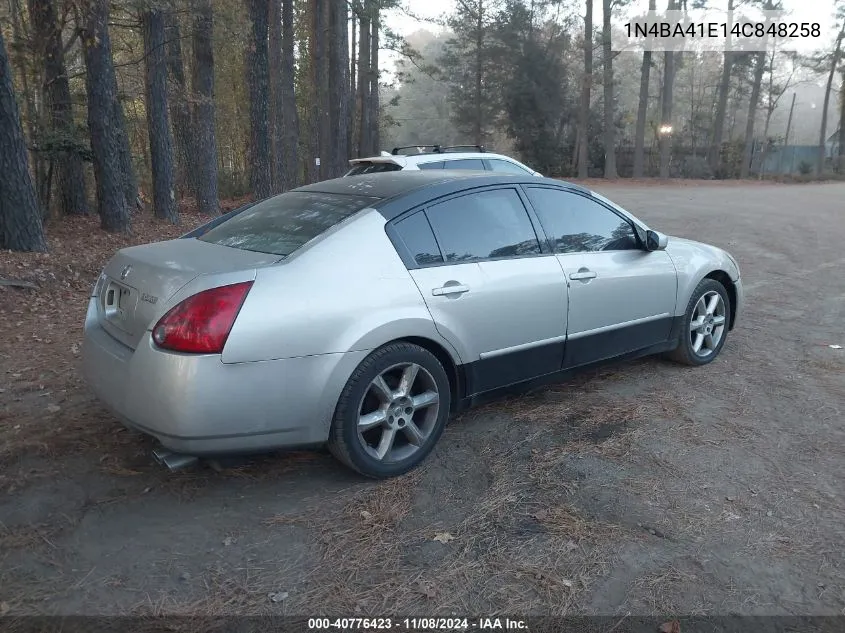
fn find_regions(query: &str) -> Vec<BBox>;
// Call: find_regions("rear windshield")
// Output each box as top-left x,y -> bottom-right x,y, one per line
345,161 -> 402,176
198,191 -> 378,256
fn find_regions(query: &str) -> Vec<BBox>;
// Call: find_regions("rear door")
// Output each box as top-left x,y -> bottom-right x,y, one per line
391,187 -> 569,394
523,186 -> 677,367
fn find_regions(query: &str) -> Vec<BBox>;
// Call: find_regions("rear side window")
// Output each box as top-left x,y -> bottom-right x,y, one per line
486,158 -> 531,174
199,191 -> 378,256
345,162 -> 402,176
417,161 -> 445,170
394,212 -> 444,266
443,158 -> 485,170
425,189 -> 541,262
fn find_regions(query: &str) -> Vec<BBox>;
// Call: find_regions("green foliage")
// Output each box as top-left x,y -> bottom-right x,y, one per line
798,160 -> 812,175
495,2 -> 575,175
30,127 -> 94,162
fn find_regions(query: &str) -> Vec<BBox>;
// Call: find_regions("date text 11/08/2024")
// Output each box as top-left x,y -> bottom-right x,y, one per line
307,618 -> 528,631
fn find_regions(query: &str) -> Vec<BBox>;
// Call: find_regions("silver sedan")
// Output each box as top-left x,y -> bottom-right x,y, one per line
82,171 -> 743,478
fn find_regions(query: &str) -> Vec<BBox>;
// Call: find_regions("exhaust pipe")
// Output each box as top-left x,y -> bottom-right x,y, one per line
152,447 -> 199,472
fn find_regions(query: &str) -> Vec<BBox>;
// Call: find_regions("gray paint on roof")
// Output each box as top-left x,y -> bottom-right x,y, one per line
292,171 -> 587,201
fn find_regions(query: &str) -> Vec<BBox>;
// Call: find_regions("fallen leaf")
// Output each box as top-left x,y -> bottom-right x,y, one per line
532,509 -> 549,521
561,578 -> 573,588
0,601 -> 9,615
432,532 -> 455,544
222,536 -> 235,546
46,405 -> 61,414
268,591 -> 288,603
418,581 -> 436,599
360,510 -> 373,520
659,620 -> 680,633
725,496 -> 735,502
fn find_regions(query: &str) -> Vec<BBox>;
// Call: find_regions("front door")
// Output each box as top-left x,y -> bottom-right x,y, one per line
523,186 -> 677,368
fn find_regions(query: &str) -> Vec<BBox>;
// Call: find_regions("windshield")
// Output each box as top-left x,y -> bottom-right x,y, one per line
345,162 -> 403,176
199,191 -> 378,256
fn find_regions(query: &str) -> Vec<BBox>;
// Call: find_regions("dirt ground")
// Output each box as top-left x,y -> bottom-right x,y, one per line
1,182 -> 844,618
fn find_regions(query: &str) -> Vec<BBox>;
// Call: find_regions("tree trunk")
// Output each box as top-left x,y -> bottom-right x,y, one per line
165,13 -> 194,200
329,0 -> 350,178
837,74 -> 845,173
576,0 -> 592,178
817,28 -> 844,177
114,94 -> 138,209
79,0 -> 131,233
281,0 -> 299,189
473,0 -> 483,146
0,29 -> 47,252
632,0 -> 655,178
739,51 -> 765,179
191,0 -> 219,215
658,1 -> 676,179
318,0 -> 332,179
143,9 -> 178,222
28,0 -> 88,216
270,0 -> 285,192
369,1 -> 380,154
246,0 -> 272,197
8,0 -> 43,215
708,0 -> 735,173
350,8 -> 357,155
356,6 -> 371,158
601,0 -> 616,178
304,0 -> 322,182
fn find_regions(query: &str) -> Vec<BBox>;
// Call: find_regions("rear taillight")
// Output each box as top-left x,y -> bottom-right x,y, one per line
151,281 -> 253,354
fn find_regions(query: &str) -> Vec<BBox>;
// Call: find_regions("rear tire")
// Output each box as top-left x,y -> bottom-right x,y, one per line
328,342 -> 451,478
667,278 -> 731,367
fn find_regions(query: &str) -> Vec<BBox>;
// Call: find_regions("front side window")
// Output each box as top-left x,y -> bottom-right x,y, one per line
393,212 -> 444,266
524,187 -> 639,253
199,191 -> 377,256
425,189 -> 541,262
486,158 -> 532,174
442,158 -> 485,170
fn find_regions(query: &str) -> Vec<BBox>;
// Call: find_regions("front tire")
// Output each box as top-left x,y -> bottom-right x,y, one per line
667,278 -> 731,366
328,342 -> 451,478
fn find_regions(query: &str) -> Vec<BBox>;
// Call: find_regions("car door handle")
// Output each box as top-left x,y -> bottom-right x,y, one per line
432,284 -> 470,296
569,269 -> 597,281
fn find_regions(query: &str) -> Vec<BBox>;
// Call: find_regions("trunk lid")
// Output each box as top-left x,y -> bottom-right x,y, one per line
96,238 -> 280,349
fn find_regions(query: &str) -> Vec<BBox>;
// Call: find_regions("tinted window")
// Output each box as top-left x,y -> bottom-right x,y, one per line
487,158 -> 531,174
345,162 -> 402,176
199,192 -> 377,256
394,213 -> 444,266
426,189 -> 541,262
525,188 -> 639,253
417,161 -> 445,170
443,158 -> 485,170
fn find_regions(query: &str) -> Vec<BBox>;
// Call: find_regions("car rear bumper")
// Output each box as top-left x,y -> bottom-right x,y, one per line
81,298 -> 367,455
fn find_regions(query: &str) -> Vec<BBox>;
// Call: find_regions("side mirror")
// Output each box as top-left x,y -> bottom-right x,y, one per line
646,230 -> 669,251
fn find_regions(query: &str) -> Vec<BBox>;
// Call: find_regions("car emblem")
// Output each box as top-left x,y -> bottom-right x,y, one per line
120,265 -> 132,280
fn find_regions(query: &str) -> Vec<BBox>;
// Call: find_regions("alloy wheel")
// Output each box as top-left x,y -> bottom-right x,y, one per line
689,290 -> 727,357
356,362 -> 440,463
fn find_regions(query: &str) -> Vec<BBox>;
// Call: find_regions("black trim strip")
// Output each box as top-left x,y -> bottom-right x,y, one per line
454,315 -> 684,407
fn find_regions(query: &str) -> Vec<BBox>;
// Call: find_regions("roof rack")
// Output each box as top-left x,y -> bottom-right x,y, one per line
441,144 -> 486,153
389,144 -> 489,156
391,145 -> 443,155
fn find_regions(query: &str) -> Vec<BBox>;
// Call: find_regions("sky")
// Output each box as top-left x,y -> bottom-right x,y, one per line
382,0 -> 840,67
